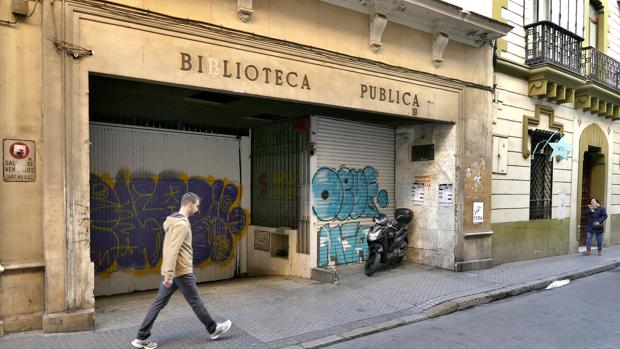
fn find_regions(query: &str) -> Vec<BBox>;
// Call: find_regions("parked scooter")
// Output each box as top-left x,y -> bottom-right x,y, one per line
364,208 -> 413,276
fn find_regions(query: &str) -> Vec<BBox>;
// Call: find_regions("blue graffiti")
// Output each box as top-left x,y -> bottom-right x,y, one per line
90,170 -> 247,274
312,166 -> 388,221
318,222 -> 370,267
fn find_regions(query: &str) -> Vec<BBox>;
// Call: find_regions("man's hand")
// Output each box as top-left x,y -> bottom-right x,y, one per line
163,276 -> 173,288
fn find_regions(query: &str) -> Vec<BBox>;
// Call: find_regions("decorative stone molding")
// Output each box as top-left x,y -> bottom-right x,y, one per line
574,83 -> 620,120
237,0 -> 253,23
432,32 -> 449,68
521,105 -> 564,159
528,78 -> 576,105
369,13 -> 388,53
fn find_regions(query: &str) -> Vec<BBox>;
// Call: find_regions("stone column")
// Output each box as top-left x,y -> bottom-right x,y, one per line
453,86 -> 495,271
449,43 -> 495,271
41,0 -> 94,332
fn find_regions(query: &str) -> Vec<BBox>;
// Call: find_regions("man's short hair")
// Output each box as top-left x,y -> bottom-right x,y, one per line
181,192 -> 200,206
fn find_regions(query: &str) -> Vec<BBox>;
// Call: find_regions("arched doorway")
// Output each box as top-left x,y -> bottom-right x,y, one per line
577,124 -> 608,246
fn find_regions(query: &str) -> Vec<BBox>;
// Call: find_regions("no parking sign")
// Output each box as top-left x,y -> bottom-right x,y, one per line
3,139 -> 35,182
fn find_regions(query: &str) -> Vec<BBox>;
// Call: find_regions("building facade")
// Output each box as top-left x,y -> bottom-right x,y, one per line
491,0 -> 620,263
0,0 -> 510,334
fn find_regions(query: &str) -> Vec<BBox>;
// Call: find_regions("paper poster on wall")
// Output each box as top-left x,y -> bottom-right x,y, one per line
414,175 -> 431,187
411,175 -> 430,205
254,230 -> 271,251
558,192 -> 566,219
438,184 -> 453,206
411,182 -> 425,205
473,202 -> 484,224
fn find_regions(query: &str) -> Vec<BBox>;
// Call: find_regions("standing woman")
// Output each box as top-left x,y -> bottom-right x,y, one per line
583,198 -> 608,256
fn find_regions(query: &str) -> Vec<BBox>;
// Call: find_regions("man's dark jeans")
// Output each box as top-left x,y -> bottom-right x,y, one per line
586,229 -> 604,251
137,273 -> 217,340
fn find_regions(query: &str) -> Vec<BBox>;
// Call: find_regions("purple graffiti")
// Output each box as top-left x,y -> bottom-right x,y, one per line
90,170 -> 247,273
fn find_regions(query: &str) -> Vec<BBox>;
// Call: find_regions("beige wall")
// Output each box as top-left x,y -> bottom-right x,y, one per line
0,0 -> 499,334
492,70 -> 620,255
0,0 -> 43,264
102,0 -> 490,87
395,123 -> 457,270
0,0 -> 45,333
246,226 -> 312,278
492,73 -> 576,224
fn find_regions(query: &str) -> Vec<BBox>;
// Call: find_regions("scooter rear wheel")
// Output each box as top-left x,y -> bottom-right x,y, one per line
364,251 -> 381,276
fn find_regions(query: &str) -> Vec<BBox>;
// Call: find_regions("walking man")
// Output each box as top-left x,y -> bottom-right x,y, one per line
131,192 -> 232,349
583,197 -> 608,256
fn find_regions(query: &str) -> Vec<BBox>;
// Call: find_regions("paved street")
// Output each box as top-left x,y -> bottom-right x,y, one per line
329,268 -> 620,349
0,248 -> 619,349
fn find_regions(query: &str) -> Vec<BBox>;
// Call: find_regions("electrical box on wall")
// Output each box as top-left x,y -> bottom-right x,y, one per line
11,0 -> 29,16
492,136 -> 508,174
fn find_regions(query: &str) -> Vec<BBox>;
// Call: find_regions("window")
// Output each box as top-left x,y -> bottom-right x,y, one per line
589,2 -> 600,48
529,130 -> 554,220
534,0 -> 550,21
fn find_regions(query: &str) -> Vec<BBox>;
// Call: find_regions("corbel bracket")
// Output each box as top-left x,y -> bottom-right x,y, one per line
237,0 -> 253,23
432,32 -> 449,67
369,13 -> 388,53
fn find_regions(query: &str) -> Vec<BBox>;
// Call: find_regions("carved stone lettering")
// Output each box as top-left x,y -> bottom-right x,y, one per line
360,83 -> 419,107
180,52 -> 311,90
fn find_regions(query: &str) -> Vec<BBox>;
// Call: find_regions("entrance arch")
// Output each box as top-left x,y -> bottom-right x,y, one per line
577,124 -> 608,246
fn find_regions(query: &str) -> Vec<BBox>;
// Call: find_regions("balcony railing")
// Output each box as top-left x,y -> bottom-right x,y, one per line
583,46 -> 620,92
524,21 -> 583,75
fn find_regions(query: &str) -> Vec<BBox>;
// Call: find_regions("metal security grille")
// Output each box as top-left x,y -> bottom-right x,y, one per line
251,119 -> 311,253
583,46 -> 620,92
529,130 -> 555,220
524,21 -> 583,75
315,117 -> 395,267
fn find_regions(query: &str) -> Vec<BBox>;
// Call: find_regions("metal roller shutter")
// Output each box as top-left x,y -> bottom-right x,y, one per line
314,117 -> 395,267
89,123 -> 249,295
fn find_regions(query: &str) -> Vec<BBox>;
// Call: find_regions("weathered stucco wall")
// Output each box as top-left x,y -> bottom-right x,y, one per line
246,226 -> 312,278
609,214 -> 620,246
456,87 -> 495,271
492,219 -> 570,265
0,0 -> 45,334
396,123 -> 457,270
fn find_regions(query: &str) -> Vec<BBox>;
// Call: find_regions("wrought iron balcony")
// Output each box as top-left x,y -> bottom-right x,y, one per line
583,46 -> 620,92
524,21 -> 583,75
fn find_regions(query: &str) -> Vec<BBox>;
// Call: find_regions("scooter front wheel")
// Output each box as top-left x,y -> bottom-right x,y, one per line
364,251 -> 381,276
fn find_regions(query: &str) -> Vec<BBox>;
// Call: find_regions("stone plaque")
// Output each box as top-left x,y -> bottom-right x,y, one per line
254,230 -> 271,251
3,139 -> 35,182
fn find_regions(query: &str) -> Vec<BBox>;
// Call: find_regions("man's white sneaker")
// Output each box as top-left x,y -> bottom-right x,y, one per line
131,338 -> 158,349
210,320 -> 232,340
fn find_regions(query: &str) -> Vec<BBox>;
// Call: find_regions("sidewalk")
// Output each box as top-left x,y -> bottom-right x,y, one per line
2,247 -> 620,349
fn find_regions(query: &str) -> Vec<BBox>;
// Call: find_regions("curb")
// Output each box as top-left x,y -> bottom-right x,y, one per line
290,260 -> 620,349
